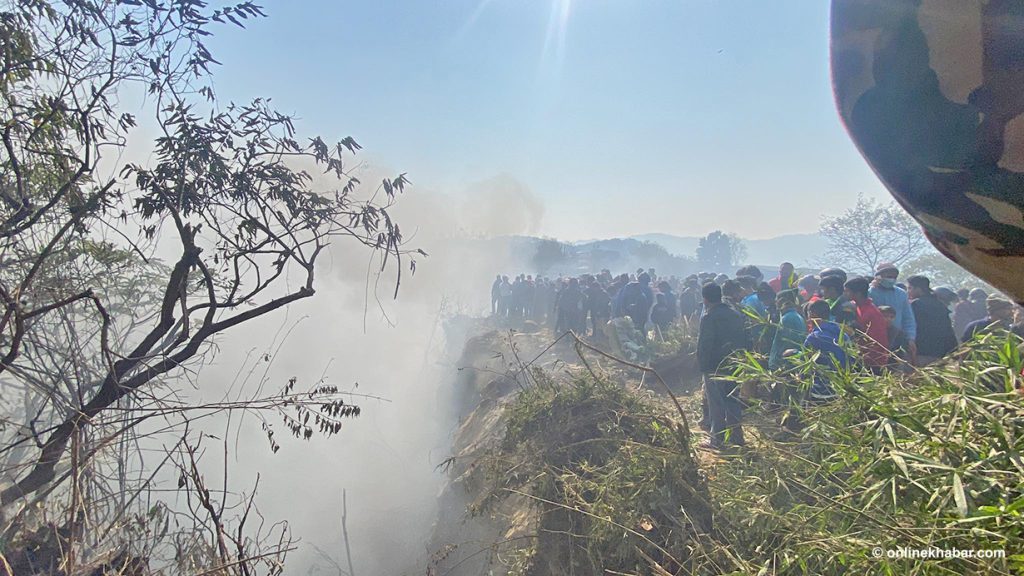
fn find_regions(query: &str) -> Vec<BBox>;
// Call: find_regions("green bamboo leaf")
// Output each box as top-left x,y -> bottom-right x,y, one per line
1007,495 -> 1024,514
952,472 -> 969,517
890,451 -> 909,477
882,421 -> 896,445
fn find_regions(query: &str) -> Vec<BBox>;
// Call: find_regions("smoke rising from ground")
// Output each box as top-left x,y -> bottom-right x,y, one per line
188,167 -> 543,574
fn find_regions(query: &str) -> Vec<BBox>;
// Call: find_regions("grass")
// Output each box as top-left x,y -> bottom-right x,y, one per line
708,331 -> 1024,575
475,330 -> 1024,575
477,373 -> 713,575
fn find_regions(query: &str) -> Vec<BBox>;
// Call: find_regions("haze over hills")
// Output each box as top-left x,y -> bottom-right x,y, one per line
629,233 -> 828,268
485,231 -> 830,279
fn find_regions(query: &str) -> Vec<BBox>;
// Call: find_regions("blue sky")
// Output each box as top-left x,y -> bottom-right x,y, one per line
207,0 -> 891,241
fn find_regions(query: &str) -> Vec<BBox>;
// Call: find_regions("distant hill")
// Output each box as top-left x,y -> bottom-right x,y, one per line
477,232 -> 829,279
629,234 -> 701,258
476,235 -> 697,277
631,232 -> 827,268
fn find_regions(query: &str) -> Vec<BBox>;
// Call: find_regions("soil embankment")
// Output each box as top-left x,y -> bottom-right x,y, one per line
426,322 -> 706,575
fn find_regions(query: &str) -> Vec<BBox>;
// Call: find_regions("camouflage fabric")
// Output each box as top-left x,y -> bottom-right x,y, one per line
832,0 -> 1024,303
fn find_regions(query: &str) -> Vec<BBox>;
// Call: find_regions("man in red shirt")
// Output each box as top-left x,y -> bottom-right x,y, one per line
844,277 -> 890,371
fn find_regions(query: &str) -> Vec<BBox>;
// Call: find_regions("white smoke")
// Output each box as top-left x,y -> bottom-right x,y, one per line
187,165 -> 543,574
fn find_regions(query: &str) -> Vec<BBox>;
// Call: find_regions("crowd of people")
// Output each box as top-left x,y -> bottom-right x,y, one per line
491,262 -> 1024,451
491,269 -> 696,339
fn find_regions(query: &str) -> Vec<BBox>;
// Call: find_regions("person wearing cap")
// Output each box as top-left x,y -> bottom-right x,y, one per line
868,263 -> 917,365
816,275 -> 848,321
961,297 -> 1024,342
907,275 -> 958,365
819,268 -> 848,285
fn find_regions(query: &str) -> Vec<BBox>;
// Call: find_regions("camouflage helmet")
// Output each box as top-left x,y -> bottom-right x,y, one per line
832,1 -> 1024,303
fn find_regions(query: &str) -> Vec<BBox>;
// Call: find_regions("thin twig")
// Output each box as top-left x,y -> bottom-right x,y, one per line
567,331 -> 692,439
341,489 -> 356,576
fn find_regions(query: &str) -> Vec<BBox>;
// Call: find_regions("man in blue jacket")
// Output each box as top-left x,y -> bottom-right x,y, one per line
868,262 -> 917,365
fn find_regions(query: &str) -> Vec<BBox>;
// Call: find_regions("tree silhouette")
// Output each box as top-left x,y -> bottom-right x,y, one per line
533,238 -> 568,274
820,195 -> 929,275
696,231 -> 747,272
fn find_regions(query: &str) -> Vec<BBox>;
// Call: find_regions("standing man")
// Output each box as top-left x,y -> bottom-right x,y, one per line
968,289 -> 990,320
955,289 -> 988,341
844,277 -> 890,372
657,280 -> 679,325
804,299 -> 848,401
523,275 -> 536,319
498,276 -> 512,318
907,275 -> 958,365
961,297 -> 1023,341
584,278 -> 611,338
614,272 -> 654,339
798,275 -> 820,301
868,263 -> 917,365
769,290 -> 807,371
491,275 -> 502,316
679,276 -> 702,319
769,262 -> 798,293
555,278 -> 586,334
510,275 -> 525,319
816,275 -> 847,321
721,279 -> 745,312
742,282 -> 776,354
741,283 -> 770,318
532,277 -> 548,322
697,282 -> 748,450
